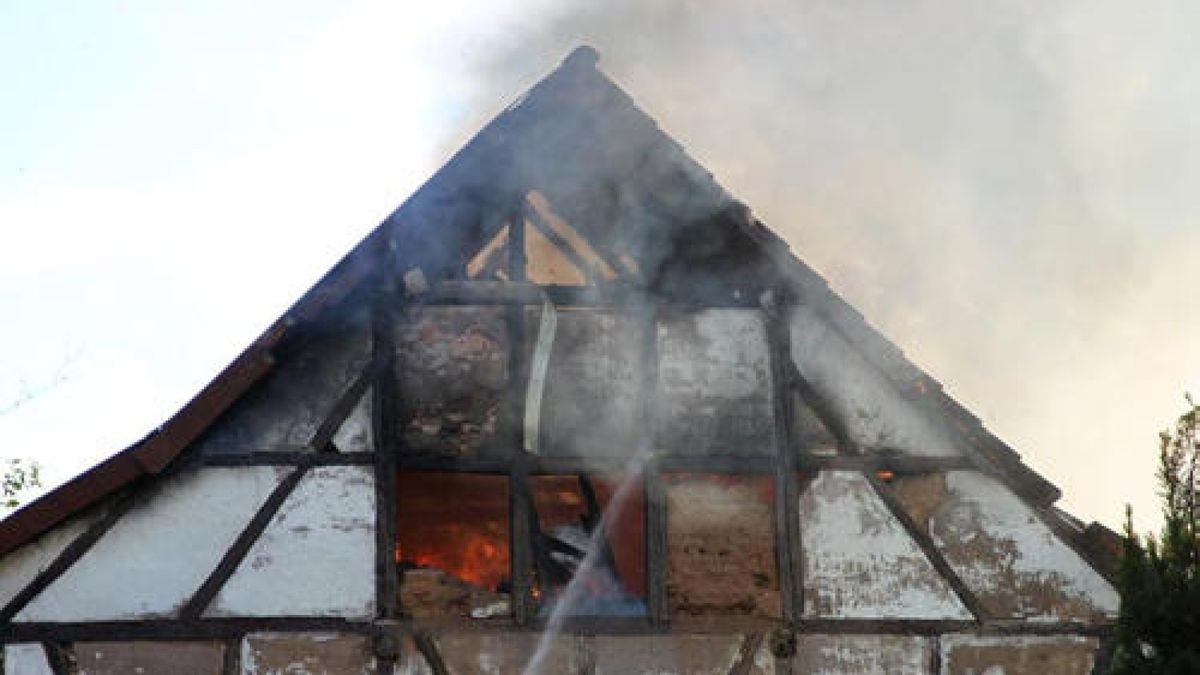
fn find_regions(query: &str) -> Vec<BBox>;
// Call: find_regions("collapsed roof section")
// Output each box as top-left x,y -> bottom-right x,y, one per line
1,46 -> 1070,559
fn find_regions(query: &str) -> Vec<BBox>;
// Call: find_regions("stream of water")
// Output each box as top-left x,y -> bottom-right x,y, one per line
520,448 -> 652,675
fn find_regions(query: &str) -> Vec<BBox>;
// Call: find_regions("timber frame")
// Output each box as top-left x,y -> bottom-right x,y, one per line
0,46 -> 1121,675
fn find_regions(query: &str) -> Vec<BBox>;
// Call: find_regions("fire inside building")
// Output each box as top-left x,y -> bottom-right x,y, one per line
0,48 -> 1120,674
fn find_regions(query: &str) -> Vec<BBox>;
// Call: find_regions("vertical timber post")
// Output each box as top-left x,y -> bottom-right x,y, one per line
373,260 -> 400,675
640,300 -> 668,627
506,201 -> 535,625
765,291 -> 801,675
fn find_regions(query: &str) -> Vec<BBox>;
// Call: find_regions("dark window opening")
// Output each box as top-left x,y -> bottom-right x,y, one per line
530,474 -> 647,618
395,472 -> 511,619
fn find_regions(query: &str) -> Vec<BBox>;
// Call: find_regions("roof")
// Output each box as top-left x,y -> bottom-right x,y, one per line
0,46 -> 1077,559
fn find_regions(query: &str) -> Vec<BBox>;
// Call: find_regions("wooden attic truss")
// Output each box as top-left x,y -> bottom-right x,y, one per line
0,47 -> 1121,675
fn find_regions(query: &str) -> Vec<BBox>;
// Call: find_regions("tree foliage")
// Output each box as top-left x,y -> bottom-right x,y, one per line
1113,396 -> 1200,674
2,458 -> 41,512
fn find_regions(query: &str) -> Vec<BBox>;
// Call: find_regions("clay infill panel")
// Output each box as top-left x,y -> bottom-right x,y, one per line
665,474 -> 780,618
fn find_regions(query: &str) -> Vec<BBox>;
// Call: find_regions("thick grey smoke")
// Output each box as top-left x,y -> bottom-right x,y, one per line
435,0 -> 1200,531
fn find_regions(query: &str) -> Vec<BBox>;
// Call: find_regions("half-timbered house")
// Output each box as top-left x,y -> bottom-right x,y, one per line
0,47 -> 1119,674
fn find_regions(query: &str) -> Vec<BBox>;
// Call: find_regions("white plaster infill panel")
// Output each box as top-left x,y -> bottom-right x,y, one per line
932,471 -> 1119,621
15,467 -> 285,622
799,471 -> 971,619
787,305 -> 960,457
0,512 -> 96,611
3,643 -> 55,675
207,466 -> 376,618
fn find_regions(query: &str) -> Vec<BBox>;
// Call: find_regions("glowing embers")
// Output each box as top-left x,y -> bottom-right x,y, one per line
530,475 -> 647,618
395,473 -> 511,619
665,474 -> 780,618
393,307 -> 506,457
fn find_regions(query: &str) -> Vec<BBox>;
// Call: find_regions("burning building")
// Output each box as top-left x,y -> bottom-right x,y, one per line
0,48 -> 1119,674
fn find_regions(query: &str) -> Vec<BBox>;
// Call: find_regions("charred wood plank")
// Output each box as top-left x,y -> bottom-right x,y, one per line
793,454 -> 975,474
203,452 -> 375,467
373,280 -> 400,620
0,618 -> 375,643
221,636 -> 241,675
421,281 -> 758,308
764,296 -> 802,624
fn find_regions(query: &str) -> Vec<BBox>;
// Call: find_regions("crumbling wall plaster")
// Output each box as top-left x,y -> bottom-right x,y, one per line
242,632 -> 376,675
208,466 -> 376,618
901,471 -> 1118,621
435,632 -> 577,675
939,634 -> 1098,675
792,634 -> 929,675
787,305 -> 959,457
16,467 -> 284,622
593,634 -> 750,675
799,471 -> 971,620
394,307 -> 506,456
657,309 -> 775,455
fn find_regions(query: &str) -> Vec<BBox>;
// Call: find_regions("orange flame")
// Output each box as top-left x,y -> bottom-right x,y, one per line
396,524 -> 510,590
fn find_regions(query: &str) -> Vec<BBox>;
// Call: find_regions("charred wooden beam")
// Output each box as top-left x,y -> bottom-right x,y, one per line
793,454 -> 976,474
203,452 -> 375,467
387,451 -> 973,476
645,460 -> 668,627
764,298 -> 802,625
1,618 -> 375,643
180,466 -> 309,619
636,300 -> 668,627
421,281 -> 758,308
41,641 -> 71,675
373,278 -> 400,621
505,201 -> 536,626
221,636 -> 241,675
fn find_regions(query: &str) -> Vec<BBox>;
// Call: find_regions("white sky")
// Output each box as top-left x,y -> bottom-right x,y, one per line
2,1 -> 1197,535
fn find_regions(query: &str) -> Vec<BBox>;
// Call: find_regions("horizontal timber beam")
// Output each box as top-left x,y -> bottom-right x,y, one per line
418,281 -> 758,308
203,452 -> 375,467
1,617 -> 1115,644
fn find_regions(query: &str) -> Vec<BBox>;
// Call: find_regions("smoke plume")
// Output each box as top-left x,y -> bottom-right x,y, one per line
441,0 -> 1200,531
